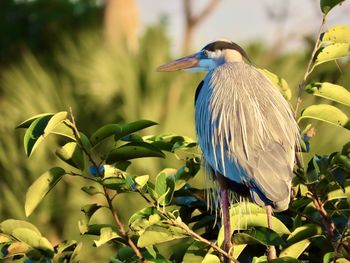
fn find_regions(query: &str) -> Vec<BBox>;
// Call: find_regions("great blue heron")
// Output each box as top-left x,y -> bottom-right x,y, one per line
157,39 -> 300,260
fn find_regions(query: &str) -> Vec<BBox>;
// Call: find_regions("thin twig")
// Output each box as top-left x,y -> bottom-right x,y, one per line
136,189 -> 239,263
104,187 -> 146,262
66,108 -> 145,262
294,15 -> 327,119
333,218 -> 350,263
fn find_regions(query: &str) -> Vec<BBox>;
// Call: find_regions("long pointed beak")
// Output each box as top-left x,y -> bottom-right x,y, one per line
157,54 -> 199,72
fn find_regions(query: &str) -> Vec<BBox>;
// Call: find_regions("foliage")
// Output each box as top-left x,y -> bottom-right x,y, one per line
0,0 -> 350,263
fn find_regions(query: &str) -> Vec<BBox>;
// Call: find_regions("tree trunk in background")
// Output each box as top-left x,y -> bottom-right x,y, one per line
104,0 -> 140,52
182,0 -> 221,54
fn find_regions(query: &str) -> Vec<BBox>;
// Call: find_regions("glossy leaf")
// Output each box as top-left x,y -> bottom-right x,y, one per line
154,170 -> 175,205
11,228 -> 54,257
320,0 -> 346,14
94,227 -> 120,247
137,225 -> 186,247
233,228 -> 285,246
305,82 -> 350,107
23,111 -> 68,157
106,142 -> 165,164
16,113 -> 54,129
322,25 -> 350,44
128,207 -> 161,233
314,43 -> 349,66
90,124 -> 121,146
0,220 -> 41,237
327,179 -> 350,201
25,167 -> 66,216
299,104 -> 350,130
56,142 -> 85,170
134,174 -> 149,188
258,68 -> 291,100
280,239 -> 311,259
285,224 -> 322,246
114,120 -> 158,141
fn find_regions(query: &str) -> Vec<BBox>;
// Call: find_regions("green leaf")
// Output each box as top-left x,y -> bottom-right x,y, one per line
154,170 -> 175,205
81,186 -> 102,196
279,239 -> 311,259
134,175 -> 149,188
0,220 -> 41,237
128,207 -> 161,233
233,244 -> 247,259
11,228 -> 54,257
25,167 -> 66,216
285,224 -> 322,246
90,124 -> 122,146
81,203 -> 102,223
314,43 -> 350,66
94,227 -> 120,247
115,120 -> 158,141
233,228 -> 285,246
182,241 -> 208,263
16,113 -> 54,128
23,111 -> 68,157
56,142 -> 85,170
137,225 -> 186,247
322,25 -> 350,44
6,241 -> 29,256
299,104 -> 350,130
305,82 -> 350,107
258,68 -> 291,100
218,202 -> 290,247
327,179 -> 350,201
106,142 -> 165,164
320,0 -> 345,14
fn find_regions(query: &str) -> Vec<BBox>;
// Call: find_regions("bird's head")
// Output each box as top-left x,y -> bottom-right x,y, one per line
157,39 -> 250,72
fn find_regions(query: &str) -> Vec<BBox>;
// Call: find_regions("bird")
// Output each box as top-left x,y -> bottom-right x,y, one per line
157,39 -> 300,259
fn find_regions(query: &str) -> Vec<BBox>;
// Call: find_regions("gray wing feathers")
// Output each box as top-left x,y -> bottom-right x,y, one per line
195,62 -> 299,211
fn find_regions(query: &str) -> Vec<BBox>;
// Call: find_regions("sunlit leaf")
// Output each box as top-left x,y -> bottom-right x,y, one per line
23,111 -> 68,157
12,228 -> 54,257
314,43 -> 350,67
327,179 -> 350,201
25,167 -> 66,216
322,25 -> 350,44
7,241 -> 29,256
305,82 -> 350,107
0,220 -> 41,237
16,113 -> 54,129
90,124 -> 121,146
299,104 -> 350,130
81,203 -> 102,223
182,241 -> 207,263
280,239 -> 311,259
320,0 -> 346,14
128,207 -> 161,233
106,142 -> 165,164
154,170 -> 175,205
137,225 -> 186,247
258,68 -> 291,100
56,142 -> 85,170
285,224 -> 322,246
134,175 -> 149,188
233,228 -> 285,246
94,227 -> 120,247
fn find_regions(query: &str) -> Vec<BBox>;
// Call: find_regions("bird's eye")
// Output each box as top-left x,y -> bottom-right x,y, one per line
203,50 -> 209,57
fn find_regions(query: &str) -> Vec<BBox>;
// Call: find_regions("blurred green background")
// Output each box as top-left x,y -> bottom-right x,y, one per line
0,0 -> 349,261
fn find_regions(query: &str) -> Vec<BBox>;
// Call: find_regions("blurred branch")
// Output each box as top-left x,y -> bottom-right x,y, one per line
182,0 -> 221,53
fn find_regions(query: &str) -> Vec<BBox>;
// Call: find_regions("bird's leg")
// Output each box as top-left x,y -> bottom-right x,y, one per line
266,205 -> 277,261
217,173 -> 232,260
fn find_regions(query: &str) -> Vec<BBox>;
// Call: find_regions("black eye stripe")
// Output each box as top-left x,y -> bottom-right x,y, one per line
202,41 -> 251,62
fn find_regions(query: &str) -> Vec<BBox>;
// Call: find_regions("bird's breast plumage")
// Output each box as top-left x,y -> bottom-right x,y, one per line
195,62 -> 299,211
